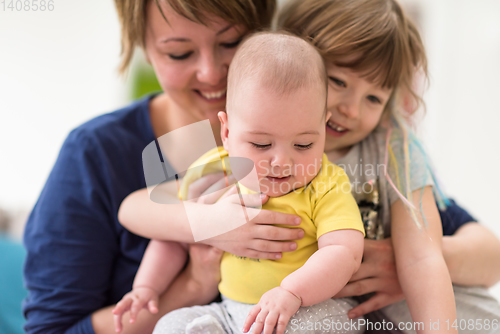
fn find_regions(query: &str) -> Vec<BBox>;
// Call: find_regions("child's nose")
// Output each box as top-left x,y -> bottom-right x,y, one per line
337,98 -> 360,119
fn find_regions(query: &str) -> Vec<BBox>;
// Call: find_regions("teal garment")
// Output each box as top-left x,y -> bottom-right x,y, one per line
0,235 -> 27,334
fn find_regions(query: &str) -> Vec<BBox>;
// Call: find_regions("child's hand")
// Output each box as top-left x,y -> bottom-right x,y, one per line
112,286 -> 159,332
242,287 -> 301,334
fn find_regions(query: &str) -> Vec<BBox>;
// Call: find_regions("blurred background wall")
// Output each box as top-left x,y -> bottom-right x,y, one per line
0,0 -> 499,300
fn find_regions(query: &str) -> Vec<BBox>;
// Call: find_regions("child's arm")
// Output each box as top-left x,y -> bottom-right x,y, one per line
391,186 -> 457,334
112,240 -> 188,332
243,229 -> 364,334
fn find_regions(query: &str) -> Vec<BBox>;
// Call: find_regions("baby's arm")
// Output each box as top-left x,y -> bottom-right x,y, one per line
391,186 -> 457,334
243,229 -> 364,334
112,240 -> 188,332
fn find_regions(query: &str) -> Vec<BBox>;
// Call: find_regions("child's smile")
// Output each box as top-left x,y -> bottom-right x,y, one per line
324,64 -> 393,155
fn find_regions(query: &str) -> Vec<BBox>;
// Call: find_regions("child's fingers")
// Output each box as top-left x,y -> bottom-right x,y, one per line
262,311 -> 279,334
251,309 -> 269,334
275,314 -> 290,334
112,298 -> 133,315
113,314 -> 124,333
129,298 -> 146,324
242,305 -> 261,333
147,298 -> 159,314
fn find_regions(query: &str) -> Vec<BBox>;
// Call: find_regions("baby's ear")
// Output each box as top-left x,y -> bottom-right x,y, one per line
218,111 -> 229,150
325,111 -> 332,122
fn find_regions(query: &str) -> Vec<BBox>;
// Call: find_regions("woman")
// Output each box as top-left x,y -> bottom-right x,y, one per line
23,0 -> 500,333
22,1 -> 282,333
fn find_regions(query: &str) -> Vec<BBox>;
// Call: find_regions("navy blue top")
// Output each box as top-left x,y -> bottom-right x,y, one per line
22,95 -> 476,334
23,96 -> 158,334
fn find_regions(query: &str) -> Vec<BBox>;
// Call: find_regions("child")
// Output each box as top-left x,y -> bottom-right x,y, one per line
115,32 -> 366,334
278,0 -> 465,332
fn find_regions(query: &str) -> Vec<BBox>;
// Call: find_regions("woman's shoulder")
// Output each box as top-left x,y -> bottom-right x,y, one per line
66,94 -> 156,150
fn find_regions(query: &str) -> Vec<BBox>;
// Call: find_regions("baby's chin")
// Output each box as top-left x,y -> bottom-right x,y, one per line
258,177 -> 310,198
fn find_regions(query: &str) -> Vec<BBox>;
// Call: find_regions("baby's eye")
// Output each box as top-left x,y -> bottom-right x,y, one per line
251,143 -> 271,149
328,76 -> 346,88
367,95 -> 382,104
221,38 -> 243,49
168,52 -> 193,60
295,143 -> 313,150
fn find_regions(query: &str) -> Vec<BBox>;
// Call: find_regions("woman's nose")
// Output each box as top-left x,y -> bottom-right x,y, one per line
196,51 -> 228,86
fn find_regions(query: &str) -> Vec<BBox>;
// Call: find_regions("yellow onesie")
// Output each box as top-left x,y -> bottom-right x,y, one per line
180,147 -> 364,304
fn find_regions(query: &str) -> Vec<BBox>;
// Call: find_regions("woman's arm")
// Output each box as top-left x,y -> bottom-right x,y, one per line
391,186 -> 457,333
119,178 -> 305,259
443,222 -> 500,287
334,212 -> 500,319
92,244 -> 223,334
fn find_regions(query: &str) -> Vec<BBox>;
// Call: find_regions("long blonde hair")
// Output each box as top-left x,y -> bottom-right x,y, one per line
279,0 -> 448,225
278,0 -> 427,116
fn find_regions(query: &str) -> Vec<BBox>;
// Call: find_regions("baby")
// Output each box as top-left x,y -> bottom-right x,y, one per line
115,32 -> 366,334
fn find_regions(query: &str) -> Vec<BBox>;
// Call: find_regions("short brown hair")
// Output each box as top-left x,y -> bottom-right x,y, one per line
278,0 -> 428,114
114,0 -> 276,73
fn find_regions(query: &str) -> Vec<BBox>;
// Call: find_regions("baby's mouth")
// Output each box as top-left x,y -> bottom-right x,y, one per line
266,175 -> 291,183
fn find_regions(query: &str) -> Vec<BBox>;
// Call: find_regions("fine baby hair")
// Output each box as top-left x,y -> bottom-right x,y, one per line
226,31 -> 328,112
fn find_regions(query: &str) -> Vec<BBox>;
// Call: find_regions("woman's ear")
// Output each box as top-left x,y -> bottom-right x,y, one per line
218,111 -> 229,151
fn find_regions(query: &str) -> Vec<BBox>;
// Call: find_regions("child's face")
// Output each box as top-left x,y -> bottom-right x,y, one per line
220,79 -> 327,197
324,64 -> 393,154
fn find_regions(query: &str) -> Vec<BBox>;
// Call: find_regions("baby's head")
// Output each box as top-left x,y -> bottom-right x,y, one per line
218,32 -> 328,197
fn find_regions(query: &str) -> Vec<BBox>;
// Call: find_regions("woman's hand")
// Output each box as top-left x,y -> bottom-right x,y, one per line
333,238 -> 404,318
186,173 -> 304,260
184,243 -> 224,304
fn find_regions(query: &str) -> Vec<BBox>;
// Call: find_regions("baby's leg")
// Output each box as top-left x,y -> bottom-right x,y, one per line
379,284 -> 500,334
286,298 -> 365,334
153,301 -> 235,334
222,296 -> 364,334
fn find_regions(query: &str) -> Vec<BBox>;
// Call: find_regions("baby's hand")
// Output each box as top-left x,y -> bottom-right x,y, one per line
242,287 -> 301,334
112,286 -> 159,332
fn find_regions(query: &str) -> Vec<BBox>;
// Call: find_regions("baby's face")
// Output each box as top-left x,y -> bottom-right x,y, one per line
221,79 -> 327,197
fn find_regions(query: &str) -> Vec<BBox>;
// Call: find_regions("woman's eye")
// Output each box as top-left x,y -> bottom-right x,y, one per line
295,143 -> 313,150
221,38 -> 243,49
328,77 -> 346,88
168,52 -> 193,60
251,143 -> 271,149
367,95 -> 382,104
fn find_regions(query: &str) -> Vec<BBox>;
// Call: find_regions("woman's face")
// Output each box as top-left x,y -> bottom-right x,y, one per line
324,64 -> 393,154
144,2 -> 246,123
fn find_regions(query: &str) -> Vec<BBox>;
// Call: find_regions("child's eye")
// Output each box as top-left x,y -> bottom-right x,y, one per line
367,95 -> 381,104
168,52 -> 193,60
251,143 -> 271,149
328,77 -> 346,88
221,38 -> 243,49
295,143 -> 313,150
